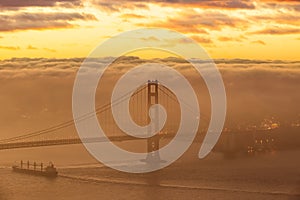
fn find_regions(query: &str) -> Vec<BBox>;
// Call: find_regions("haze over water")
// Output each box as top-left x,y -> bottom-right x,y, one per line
0,143 -> 299,200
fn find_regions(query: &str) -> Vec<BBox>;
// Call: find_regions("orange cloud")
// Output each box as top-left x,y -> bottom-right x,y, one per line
140,11 -> 248,34
159,0 -> 255,9
121,13 -> 145,19
0,45 -> 20,50
0,0 -> 81,7
251,27 -> 300,35
259,0 -> 300,2
92,1 -> 149,12
139,21 -> 208,34
43,48 -> 57,53
93,0 -> 255,11
190,35 -> 213,44
0,12 -> 97,32
251,13 -> 300,26
143,22 -> 208,34
258,0 -> 300,11
251,40 -> 266,45
218,36 -> 244,42
140,36 -> 160,42
27,45 -> 38,50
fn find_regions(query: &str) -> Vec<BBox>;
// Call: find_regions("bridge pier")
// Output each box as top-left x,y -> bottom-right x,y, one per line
223,133 -> 237,159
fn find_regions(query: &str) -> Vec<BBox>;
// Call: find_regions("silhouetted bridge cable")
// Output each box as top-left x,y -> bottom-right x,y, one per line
0,83 -> 149,144
0,81 -> 194,148
0,79 -> 290,157
158,87 -> 210,123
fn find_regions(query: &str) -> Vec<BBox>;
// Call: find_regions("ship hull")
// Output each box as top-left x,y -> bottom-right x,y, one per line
12,166 -> 58,178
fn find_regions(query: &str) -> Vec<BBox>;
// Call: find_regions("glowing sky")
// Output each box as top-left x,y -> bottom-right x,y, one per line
0,0 -> 299,60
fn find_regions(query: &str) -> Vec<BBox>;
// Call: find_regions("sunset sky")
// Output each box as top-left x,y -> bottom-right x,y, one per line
0,0 -> 300,60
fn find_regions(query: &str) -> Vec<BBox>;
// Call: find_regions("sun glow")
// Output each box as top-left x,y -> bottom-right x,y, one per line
0,0 -> 299,60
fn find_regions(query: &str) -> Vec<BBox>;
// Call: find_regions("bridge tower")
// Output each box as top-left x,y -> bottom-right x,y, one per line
146,80 -> 161,163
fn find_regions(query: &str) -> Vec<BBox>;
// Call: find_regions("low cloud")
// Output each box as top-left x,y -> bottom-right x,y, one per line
0,57 -> 299,136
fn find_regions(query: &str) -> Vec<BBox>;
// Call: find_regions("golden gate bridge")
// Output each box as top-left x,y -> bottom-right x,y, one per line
0,81 -> 289,157
0,81 -> 185,150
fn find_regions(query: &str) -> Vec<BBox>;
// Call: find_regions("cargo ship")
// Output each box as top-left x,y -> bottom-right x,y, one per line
12,161 -> 58,178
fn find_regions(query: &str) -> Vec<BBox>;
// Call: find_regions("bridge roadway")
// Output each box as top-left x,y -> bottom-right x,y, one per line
0,130 -> 262,151
1,127 -> 297,153
0,134 -> 166,150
